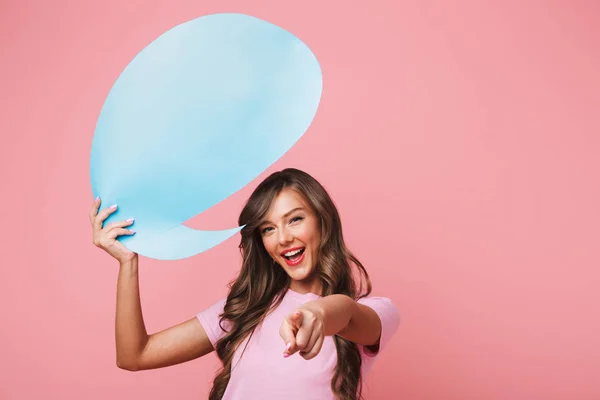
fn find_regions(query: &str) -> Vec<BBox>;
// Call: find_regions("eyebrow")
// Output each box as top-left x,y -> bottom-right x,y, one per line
260,207 -> 305,226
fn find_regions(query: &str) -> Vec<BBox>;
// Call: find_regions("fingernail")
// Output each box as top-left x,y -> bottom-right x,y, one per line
283,353 -> 289,358
110,204 -> 117,209
127,218 -> 134,223
95,196 -> 100,201
286,342 -> 292,351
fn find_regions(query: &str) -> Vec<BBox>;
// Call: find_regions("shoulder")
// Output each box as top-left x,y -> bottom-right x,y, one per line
195,296 -> 230,347
356,296 -> 400,356
357,296 -> 400,324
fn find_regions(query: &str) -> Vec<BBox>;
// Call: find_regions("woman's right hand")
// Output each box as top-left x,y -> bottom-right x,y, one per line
90,197 -> 137,263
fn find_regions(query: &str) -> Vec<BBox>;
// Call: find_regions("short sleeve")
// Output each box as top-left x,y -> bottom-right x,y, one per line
357,296 -> 400,359
196,297 -> 230,348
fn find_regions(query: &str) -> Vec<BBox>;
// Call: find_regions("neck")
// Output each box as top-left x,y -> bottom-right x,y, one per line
289,278 -> 322,296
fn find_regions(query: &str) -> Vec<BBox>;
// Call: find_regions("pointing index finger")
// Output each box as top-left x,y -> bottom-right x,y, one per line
280,319 -> 296,357
283,311 -> 304,357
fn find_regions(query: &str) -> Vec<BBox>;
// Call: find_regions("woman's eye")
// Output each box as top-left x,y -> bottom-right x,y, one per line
261,227 -> 273,234
290,216 -> 304,224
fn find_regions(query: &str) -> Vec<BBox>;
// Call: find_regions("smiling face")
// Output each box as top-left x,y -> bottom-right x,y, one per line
259,188 -> 322,294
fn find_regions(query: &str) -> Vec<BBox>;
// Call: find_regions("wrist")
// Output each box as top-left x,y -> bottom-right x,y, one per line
119,255 -> 138,269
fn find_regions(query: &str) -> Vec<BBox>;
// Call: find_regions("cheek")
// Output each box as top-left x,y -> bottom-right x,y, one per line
262,236 -> 277,257
299,223 -> 321,248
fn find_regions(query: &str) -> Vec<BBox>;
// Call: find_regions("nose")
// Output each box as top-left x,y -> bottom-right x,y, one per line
277,227 -> 293,246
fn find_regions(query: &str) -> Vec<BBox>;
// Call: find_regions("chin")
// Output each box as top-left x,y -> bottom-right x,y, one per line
288,270 -> 311,282
278,261 -> 314,282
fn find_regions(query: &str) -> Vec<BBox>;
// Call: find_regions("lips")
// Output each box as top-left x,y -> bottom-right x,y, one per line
280,246 -> 306,266
280,246 -> 304,256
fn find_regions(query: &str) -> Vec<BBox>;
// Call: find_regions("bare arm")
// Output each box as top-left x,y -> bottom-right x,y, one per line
315,294 -> 382,346
115,256 -> 214,371
90,198 -> 214,371
281,294 -> 382,359
335,300 -> 382,348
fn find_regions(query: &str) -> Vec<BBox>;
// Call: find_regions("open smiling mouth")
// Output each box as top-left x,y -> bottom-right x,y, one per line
282,247 -> 305,266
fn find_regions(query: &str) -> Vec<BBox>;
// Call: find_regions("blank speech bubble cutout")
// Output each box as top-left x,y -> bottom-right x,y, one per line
90,13 -> 323,260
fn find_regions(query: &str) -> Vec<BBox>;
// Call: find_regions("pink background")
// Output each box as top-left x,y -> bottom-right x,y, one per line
1,1 -> 599,399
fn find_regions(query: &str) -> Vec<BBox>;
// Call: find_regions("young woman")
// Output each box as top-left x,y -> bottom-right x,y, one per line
90,168 -> 400,400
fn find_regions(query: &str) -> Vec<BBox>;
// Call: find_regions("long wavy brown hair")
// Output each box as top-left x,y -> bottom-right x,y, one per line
208,168 -> 372,400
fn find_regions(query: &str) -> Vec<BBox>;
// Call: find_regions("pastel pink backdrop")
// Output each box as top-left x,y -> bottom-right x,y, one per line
1,1 -> 599,399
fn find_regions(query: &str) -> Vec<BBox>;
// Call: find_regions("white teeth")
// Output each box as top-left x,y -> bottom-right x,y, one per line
284,248 -> 303,257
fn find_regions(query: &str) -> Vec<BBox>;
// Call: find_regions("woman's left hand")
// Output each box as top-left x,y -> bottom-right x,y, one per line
280,304 -> 325,360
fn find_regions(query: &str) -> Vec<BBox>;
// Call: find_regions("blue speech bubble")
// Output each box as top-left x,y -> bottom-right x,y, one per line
90,13 -> 322,260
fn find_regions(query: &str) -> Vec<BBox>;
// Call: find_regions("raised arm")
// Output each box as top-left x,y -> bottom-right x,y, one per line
90,198 -> 214,371
115,256 -> 214,371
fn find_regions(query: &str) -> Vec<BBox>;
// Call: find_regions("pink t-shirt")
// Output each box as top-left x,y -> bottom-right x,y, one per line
196,289 -> 400,399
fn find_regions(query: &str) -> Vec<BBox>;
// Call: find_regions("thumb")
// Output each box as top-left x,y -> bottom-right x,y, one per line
287,310 -> 303,331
